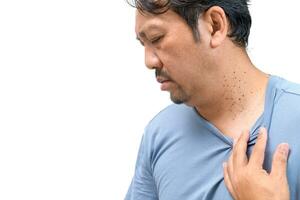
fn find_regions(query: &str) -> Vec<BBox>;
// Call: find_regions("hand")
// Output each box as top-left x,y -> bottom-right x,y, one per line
223,128 -> 290,200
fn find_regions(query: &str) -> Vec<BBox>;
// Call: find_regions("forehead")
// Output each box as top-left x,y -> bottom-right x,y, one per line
135,10 -> 185,36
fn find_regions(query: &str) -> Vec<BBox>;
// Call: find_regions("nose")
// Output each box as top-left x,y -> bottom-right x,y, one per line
144,47 -> 162,70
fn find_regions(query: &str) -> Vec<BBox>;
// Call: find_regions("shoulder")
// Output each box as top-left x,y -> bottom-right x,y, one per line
272,76 -> 300,115
142,103 -> 200,146
274,76 -> 300,101
149,104 -> 195,124
145,103 -> 198,132
276,76 -> 300,95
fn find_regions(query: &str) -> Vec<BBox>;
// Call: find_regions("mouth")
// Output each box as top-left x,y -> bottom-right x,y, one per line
156,77 -> 173,91
156,76 -> 170,84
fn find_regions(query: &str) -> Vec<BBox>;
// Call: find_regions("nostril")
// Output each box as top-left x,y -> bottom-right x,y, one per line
145,48 -> 162,70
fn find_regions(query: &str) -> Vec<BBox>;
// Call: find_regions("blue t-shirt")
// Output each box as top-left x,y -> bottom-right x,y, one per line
125,75 -> 300,200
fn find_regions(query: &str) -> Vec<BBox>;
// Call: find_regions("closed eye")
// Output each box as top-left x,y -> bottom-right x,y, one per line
150,36 -> 163,44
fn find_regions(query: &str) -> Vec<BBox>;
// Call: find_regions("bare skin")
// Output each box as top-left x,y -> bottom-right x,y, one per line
223,128 -> 290,200
135,7 -> 269,140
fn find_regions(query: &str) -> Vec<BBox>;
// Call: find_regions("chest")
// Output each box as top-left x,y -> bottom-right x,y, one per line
150,131 -> 233,200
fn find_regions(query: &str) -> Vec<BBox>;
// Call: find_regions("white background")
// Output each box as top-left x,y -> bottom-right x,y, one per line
0,0 -> 299,199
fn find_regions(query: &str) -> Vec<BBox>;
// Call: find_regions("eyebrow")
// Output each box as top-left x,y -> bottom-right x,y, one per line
136,24 -> 162,40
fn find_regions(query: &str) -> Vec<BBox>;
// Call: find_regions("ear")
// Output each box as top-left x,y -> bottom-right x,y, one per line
202,6 -> 229,48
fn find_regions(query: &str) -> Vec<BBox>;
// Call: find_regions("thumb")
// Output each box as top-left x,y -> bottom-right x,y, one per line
270,143 -> 289,179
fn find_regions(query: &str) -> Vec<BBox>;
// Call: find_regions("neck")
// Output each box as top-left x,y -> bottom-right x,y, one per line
193,50 -> 269,139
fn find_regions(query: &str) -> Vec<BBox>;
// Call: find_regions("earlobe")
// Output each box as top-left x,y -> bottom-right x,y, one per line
211,30 -> 225,48
205,6 -> 228,48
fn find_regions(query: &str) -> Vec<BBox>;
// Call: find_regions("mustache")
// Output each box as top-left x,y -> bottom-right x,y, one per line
155,69 -> 172,80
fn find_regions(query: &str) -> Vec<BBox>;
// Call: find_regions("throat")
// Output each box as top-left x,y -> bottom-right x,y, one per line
211,102 -> 265,140
195,73 -> 269,140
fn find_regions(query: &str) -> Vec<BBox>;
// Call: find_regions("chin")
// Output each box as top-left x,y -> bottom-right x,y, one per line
169,86 -> 190,105
171,99 -> 184,104
170,94 -> 188,105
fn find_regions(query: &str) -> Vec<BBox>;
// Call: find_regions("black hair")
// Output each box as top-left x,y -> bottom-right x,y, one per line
128,0 -> 252,47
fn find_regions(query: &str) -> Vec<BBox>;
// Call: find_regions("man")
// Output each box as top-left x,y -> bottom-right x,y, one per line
125,0 -> 300,199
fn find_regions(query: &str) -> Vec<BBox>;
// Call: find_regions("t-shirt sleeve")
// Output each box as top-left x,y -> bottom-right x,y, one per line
125,134 -> 158,200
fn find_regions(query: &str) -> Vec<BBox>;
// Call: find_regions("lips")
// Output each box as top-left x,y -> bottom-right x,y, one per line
156,76 -> 173,91
160,80 -> 172,91
156,76 -> 170,84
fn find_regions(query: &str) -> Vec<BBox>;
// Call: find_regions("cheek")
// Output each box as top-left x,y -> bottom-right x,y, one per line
168,41 -> 194,59
160,44 -> 192,71
158,37 -> 204,81
160,32 -> 195,57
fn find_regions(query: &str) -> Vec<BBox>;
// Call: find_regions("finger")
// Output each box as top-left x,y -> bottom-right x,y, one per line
249,127 -> 267,168
270,143 -> 289,179
232,130 -> 250,168
223,162 -> 238,200
227,152 -> 234,181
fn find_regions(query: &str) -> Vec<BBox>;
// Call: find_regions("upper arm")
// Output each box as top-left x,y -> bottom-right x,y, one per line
125,135 -> 158,200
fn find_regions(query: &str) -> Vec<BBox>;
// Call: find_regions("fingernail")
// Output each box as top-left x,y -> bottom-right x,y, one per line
222,162 -> 227,168
233,138 -> 237,145
258,127 -> 266,138
259,127 -> 266,133
278,143 -> 289,157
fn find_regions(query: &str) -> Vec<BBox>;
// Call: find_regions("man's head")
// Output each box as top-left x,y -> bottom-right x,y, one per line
132,0 -> 252,106
131,0 -> 251,47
